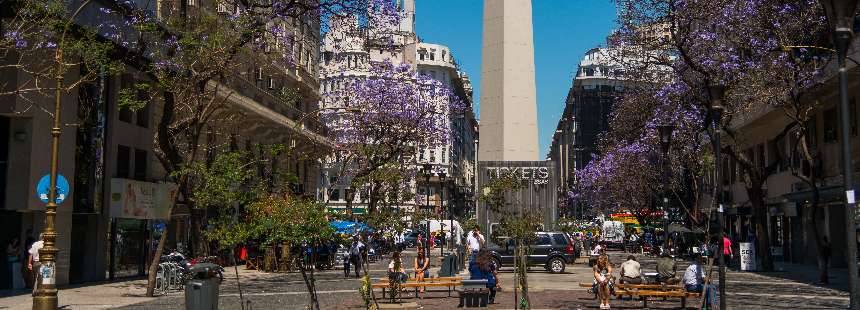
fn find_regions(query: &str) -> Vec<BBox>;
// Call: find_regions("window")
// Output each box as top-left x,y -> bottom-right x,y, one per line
429,49 -> 435,61
536,234 -> 552,245
329,188 -> 340,201
217,2 -> 229,13
117,145 -> 131,178
824,108 -> 838,143
119,107 -> 133,123
552,234 -> 568,245
268,76 -> 275,90
256,68 -> 263,81
136,88 -> 149,128
187,0 -> 195,6
134,149 -> 147,181
585,68 -> 594,76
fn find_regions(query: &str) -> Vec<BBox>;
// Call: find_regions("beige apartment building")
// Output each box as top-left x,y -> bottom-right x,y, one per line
318,0 -> 478,218
721,39 -> 860,269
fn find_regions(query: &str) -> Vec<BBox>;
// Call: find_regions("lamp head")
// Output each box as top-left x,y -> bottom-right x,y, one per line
657,124 -> 675,154
821,0 -> 860,33
708,83 -> 726,111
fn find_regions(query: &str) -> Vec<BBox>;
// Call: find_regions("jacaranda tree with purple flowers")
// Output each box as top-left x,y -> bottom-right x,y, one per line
321,60 -> 460,214
78,0 -> 404,297
613,0 -> 831,272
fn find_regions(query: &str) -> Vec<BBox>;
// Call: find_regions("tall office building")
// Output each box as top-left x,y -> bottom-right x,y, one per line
479,0 -> 540,161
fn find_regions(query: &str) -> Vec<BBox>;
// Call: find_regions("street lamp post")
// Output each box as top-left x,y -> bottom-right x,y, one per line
345,186 -> 356,221
709,84 -> 727,310
821,1 -> 860,308
658,124 -> 675,251
439,172 -> 447,258
423,163 -> 432,259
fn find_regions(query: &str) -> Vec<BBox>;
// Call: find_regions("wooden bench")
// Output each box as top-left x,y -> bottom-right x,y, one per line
577,282 -> 683,300
613,289 -> 702,308
377,276 -> 462,283
372,280 -> 461,299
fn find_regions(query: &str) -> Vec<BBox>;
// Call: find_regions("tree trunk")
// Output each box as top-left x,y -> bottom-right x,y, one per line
517,244 -> 530,309
748,187 -> 774,271
145,213 -> 170,297
299,247 -> 320,310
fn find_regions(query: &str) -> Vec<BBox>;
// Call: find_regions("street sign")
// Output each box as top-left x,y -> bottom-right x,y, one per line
36,174 -> 69,204
740,242 -> 757,271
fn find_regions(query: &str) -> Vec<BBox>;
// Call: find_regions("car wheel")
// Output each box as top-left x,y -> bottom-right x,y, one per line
548,257 -> 565,274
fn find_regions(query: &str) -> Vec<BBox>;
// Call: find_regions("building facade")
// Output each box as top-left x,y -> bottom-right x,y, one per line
0,0 -> 327,287
718,38 -> 860,269
548,47 -> 630,218
318,0 -> 478,219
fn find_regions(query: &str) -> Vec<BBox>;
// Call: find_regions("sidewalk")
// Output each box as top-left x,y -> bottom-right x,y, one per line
0,278 -> 157,310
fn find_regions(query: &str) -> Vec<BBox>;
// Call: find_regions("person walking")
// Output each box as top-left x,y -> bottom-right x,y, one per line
722,233 -> 733,265
349,236 -> 364,278
416,233 -> 423,249
27,234 -> 44,296
429,233 -> 436,249
593,254 -> 614,309
414,251 -> 430,293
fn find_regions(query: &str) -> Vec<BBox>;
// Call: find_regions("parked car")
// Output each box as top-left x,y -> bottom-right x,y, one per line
403,231 -> 421,247
485,232 -> 576,273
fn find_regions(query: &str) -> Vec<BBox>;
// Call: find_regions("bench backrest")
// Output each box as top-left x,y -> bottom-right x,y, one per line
461,279 -> 488,289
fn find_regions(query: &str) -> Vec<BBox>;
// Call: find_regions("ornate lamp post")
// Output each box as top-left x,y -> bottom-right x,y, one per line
345,186 -> 356,221
422,163 -> 432,258
821,1 -> 860,308
657,124 -> 675,251
439,172 -> 447,257
708,83 -> 727,310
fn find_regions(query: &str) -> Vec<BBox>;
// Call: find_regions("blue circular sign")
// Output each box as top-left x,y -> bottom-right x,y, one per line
36,174 -> 69,204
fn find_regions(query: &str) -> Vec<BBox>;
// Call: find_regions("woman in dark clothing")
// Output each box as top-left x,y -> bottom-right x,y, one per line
469,249 -> 499,304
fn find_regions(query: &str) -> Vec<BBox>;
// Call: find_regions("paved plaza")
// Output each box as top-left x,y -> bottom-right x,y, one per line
0,250 -> 850,309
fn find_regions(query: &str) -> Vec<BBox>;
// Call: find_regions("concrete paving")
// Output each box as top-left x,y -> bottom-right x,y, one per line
0,248 -> 851,309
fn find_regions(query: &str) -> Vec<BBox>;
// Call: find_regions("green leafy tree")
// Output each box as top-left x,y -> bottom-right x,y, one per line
478,174 -> 542,310
245,195 -> 334,310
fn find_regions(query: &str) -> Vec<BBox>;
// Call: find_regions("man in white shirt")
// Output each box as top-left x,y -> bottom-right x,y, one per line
349,236 -> 365,278
683,256 -> 707,292
28,234 -> 44,296
619,255 -> 643,284
467,231 -> 481,254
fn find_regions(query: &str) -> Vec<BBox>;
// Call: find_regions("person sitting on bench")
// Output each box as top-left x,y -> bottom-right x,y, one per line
656,253 -> 679,284
593,254 -> 614,310
414,251 -> 430,293
619,255 -> 643,284
468,250 -> 498,304
388,251 -> 408,283
683,255 -> 707,293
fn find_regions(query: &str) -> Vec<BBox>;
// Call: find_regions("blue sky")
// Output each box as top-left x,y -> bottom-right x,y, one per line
415,0 -> 617,156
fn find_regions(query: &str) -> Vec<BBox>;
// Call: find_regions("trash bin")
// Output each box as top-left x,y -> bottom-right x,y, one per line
438,254 -> 457,277
185,263 -> 221,310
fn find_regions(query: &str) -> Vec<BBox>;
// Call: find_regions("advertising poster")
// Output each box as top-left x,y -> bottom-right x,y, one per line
110,178 -> 178,219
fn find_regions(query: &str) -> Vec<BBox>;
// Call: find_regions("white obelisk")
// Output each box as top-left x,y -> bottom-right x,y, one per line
479,0 -> 540,162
